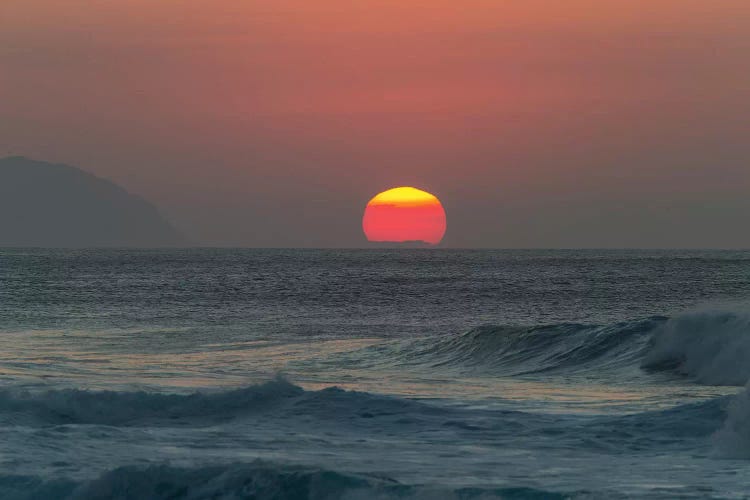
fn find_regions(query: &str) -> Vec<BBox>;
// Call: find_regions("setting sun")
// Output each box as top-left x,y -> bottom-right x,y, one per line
362,187 -> 446,245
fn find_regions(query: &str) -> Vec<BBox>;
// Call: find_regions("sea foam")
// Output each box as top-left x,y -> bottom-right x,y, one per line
642,310 -> 750,386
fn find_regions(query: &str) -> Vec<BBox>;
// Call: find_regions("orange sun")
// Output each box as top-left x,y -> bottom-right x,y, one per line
362,187 -> 447,245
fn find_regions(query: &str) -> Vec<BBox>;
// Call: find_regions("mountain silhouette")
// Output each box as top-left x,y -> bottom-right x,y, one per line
0,157 -> 184,247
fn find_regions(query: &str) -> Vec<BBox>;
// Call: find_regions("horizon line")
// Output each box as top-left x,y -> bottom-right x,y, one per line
1,246 -> 750,251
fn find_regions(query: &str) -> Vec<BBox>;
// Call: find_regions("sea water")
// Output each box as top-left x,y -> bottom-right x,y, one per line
1,249 -> 750,499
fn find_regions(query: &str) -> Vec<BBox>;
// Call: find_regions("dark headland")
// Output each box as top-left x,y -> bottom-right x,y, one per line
0,157 -> 183,247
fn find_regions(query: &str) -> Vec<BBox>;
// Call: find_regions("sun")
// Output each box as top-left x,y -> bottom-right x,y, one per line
362,187 -> 447,245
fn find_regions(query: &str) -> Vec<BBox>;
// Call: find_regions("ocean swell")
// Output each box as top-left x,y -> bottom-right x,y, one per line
419,317 -> 662,376
0,378 -> 479,428
319,317 -> 663,378
0,378 -> 303,426
326,310 -> 750,386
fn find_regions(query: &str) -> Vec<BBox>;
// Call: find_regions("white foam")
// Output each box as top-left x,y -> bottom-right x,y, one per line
642,310 -> 750,385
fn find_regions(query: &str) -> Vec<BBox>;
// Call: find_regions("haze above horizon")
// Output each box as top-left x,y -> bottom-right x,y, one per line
2,1 -> 749,248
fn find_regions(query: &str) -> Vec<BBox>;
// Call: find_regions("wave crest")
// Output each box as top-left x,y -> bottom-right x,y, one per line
642,311 -> 750,385
341,310 -> 750,386
0,377 -> 303,426
0,462 -> 571,500
420,318 -> 661,376
0,379 -> 461,428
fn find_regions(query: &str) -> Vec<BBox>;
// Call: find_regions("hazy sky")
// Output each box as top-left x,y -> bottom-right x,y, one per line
2,1 -> 749,247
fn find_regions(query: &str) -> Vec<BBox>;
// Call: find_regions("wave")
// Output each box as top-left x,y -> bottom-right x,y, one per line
641,310 -> 750,385
414,317 -> 662,376
0,462 -> 572,500
320,317 -> 662,379
602,397 -> 728,440
0,377 -> 483,428
713,381 -> 750,458
0,376 -> 730,439
0,377 -> 742,466
0,377 -> 304,426
322,309 -> 750,386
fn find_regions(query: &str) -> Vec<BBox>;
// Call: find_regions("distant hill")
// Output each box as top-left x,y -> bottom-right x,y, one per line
0,157 -> 184,247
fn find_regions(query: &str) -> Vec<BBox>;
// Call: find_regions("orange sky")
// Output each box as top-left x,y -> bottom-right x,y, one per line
2,1 -> 749,246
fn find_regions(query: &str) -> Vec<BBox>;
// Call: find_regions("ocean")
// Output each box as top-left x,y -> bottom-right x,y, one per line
1,248 -> 750,499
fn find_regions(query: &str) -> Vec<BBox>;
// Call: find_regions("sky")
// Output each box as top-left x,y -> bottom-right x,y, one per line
2,1 -> 749,247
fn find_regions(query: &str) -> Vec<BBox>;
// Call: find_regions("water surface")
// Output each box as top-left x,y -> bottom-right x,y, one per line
1,249 -> 750,498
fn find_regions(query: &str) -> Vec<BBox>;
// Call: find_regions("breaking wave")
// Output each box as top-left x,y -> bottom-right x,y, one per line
0,462 -> 572,500
0,377 -> 731,444
3,310 -> 749,431
642,310 -> 750,385
330,309 -> 750,386
412,317 -> 662,376
0,378 -> 485,428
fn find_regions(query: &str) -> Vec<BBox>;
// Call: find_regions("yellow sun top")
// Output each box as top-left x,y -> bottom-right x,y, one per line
367,187 -> 441,207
